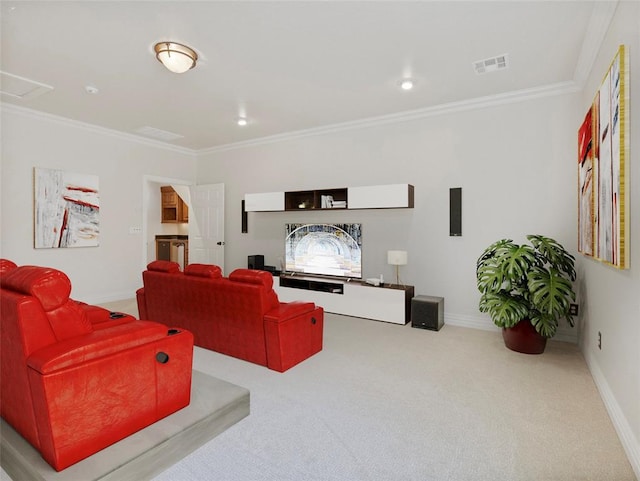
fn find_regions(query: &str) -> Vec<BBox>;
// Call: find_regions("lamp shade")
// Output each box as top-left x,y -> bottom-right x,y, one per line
387,250 -> 408,266
154,42 -> 197,74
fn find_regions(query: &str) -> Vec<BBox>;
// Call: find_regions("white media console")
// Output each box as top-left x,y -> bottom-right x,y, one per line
274,275 -> 414,325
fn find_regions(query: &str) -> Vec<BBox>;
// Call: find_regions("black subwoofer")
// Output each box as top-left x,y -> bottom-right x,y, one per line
248,255 -> 265,270
411,296 -> 444,331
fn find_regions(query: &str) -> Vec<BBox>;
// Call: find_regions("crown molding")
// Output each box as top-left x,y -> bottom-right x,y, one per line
2,80 -> 580,158
0,103 -> 197,157
199,81 -> 580,155
572,0 -> 619,88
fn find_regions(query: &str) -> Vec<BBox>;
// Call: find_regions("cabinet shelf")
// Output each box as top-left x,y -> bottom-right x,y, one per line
284,188 -> 347,211
279,275 -> 344,294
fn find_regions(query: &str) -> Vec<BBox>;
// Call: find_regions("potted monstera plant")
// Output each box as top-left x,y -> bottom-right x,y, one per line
476,235 -> 577,354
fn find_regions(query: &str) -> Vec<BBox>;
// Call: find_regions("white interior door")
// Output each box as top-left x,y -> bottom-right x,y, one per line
188,183 -> 225,272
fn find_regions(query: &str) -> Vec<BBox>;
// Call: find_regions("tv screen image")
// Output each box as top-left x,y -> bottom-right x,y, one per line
285,223 -> 362,279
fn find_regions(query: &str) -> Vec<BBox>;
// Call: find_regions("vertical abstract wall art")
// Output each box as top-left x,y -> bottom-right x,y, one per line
578,45 -> 629,269
578,106 -> 594,257
34,168 -> 100,248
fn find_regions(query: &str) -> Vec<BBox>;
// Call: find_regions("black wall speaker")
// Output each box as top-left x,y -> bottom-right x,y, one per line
411,296 -> 444,331
449,187 -> 462,237
248,255 -> 264,270
241,200 -> 248,233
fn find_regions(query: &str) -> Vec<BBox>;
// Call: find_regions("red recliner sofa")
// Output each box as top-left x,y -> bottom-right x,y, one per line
136,261 -> 324,372
0,261 -> 194,471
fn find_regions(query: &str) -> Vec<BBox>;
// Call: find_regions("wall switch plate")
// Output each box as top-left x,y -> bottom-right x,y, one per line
129,226 -> 142,235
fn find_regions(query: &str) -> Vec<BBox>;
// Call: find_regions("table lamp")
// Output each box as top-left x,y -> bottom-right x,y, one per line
387,250 -> 407,286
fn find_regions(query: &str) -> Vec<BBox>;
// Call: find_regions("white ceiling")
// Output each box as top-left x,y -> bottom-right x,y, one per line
0,1 -> 614,152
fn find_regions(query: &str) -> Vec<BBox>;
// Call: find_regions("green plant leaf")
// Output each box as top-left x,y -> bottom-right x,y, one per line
476,260 -> 504,293
528,266 -> 576,319
477,239 -> 514,271
479,292 -> 529,328
501,244 -> 538,286
527,235 -> 576,281
530,313 -> 558,338
476,239 -> 515,293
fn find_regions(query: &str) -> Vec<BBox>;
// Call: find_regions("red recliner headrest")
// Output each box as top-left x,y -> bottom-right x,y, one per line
184,264 -> 222,279
1,265 -> 92,340
0,259 -> 18,275
147,260 -> 181,273
229,269 -> 273,289
1,266 -> 71,311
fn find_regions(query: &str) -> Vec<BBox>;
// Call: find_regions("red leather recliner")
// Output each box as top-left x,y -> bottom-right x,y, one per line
137,262 -> 324,372
0,261 -> 194,471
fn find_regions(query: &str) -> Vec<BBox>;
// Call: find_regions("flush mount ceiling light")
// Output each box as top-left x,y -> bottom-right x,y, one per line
154,42 -> 198,74
237,117 -> 248,127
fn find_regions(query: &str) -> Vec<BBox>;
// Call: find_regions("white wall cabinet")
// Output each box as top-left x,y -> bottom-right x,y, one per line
347,184 -> 414,209
244,184 -> 413,212
244,191 -> 284,211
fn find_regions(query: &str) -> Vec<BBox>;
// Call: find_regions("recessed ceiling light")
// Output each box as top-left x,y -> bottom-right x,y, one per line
237,117 -> 248,127
400,79 -> 414,91
85,85 -> 99,95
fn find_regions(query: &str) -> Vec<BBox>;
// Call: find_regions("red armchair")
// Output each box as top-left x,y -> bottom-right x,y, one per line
0,262 -> 194,471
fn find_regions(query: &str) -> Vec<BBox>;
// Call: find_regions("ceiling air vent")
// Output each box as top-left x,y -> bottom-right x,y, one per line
135,126 -> 184,141
0,71 -> 54,100
473,54 -> 509,75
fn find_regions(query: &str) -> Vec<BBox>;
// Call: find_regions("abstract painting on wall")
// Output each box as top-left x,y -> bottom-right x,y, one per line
578,106 -> 594,257
578,45 -> 629,269
34,168 -> 100,248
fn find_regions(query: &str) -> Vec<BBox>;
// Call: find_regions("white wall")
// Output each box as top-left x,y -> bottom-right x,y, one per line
196,91 -> 579,340
576,1 -> 640,475
0,106 -> 197,302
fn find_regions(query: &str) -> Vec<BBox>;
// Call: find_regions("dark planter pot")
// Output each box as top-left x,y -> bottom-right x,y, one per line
502,319 -> 547,354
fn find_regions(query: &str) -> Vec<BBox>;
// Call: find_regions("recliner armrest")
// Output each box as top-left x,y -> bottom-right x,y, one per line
74,301 -> 136,329
264,301 -> 317,323
27,321 -> 171,374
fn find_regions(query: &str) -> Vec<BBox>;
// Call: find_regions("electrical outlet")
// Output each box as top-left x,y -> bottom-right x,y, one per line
598,331 -> 602,350
569,303 -> 579,316
128,226 -> 142,235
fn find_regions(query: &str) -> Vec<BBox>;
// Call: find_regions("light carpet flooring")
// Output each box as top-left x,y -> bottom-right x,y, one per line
2,299 -> 635,481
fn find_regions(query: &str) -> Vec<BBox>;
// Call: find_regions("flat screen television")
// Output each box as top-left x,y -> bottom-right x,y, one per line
285,223 -> 362,279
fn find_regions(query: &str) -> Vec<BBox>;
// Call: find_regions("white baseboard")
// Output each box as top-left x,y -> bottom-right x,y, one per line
445,313 -> 578,344
445,312 -> 500,331
583,349 -> 640,480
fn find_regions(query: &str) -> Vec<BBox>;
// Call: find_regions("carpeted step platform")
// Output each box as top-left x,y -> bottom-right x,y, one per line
0,370 -> 250,481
